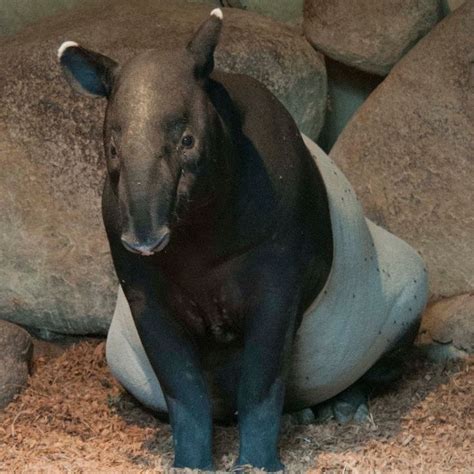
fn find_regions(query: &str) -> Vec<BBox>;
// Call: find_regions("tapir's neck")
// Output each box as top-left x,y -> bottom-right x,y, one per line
167,79 -> 236,234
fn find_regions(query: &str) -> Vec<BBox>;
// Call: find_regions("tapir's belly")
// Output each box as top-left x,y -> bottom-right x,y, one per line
167,280 -> 246,348
280,137 -> 429,409
286,218 -> 427,409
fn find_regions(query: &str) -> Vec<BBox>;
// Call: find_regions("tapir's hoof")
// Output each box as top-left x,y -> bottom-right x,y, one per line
313,382 -> 370,424
291,407 -> 316,425
233,461 -> 285,473
333,400 -> 370,424
353,403 -> 370,423
314,399 -> 370,424
232,465 -> 254,473
313,401 -> 334,423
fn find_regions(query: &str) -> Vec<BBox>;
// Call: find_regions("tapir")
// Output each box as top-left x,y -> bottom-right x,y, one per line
58,8 -> 428,472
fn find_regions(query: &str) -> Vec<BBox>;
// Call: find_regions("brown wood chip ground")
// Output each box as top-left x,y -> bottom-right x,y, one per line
0,340 -> 472,473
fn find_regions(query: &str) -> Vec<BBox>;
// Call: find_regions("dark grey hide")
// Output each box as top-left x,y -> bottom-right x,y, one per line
59,10 -> 333,471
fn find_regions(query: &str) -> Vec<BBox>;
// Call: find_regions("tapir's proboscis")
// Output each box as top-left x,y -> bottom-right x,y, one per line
58,9 -> 426,471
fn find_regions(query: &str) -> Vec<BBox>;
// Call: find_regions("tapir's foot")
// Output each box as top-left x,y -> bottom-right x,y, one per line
232,462 -> 284,473
311,348 -> 410,424
291,408 -> 316,425
312,382 -> 370,424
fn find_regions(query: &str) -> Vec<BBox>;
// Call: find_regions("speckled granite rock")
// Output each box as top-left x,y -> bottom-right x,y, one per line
1,0 -> 307,37
0,128 -> 116,336
304,0 -> 442,75
236,0 -> 304,23
0,0 -> 97,36
0,1 -> 326,335
190,0 -> 304,23
443,0 -> 466,12
0,320 -> 33,409
329,3 -> 474,299
317,58 -> 382,152
417,293 -> 474,360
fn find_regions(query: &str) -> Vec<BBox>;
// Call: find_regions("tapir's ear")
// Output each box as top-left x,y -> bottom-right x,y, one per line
57,41 -> 119,98
187,8 -> 223,79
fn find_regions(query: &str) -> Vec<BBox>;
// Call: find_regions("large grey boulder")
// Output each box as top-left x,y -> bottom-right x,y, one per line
233,0 -> 304,23
0,1 -> 326,335
317,58 -> 382,153
189,0 -> 304,23
329,3 -> 474,300
442,0 -> 466,13
0,128 -> 116,336
0,320 -> 33,409
0,0 -> 98,36
304,0 -> 442,76
417,293 -> 474,361
0,0 -> 307,37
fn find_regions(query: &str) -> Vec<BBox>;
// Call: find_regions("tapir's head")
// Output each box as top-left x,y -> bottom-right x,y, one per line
59,9 -> 225,255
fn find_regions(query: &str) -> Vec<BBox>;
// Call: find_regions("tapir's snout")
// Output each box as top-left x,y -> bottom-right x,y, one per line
121,227 -> 170,256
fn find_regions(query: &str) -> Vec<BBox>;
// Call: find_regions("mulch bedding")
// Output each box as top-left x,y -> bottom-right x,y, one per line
0,339 -> 472,473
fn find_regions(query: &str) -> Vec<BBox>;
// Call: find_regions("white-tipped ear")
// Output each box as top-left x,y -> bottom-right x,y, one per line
58,42 -> 119,98
187,10 -> 223,78
57,41 -> 79,60
210,8 -> 223,20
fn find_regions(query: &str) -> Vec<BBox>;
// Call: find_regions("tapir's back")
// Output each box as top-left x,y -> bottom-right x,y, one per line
210,70 -> 317,192
209,70 -> 333,309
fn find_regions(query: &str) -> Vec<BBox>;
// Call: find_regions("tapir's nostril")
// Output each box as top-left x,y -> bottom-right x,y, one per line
121,229 -> 170,256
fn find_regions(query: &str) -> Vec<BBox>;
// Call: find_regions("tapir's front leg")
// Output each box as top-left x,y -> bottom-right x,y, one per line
129,290 -> 213,468
113,254 -> 213,469
236,279 -> 300,472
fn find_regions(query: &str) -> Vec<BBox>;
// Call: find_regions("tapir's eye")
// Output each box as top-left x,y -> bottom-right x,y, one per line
181,135 -> 194,149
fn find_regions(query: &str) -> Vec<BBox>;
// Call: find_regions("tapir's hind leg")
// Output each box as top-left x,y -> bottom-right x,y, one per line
312,380 -> 370,424
312,317 -> 421,424
311,351 -> 404,424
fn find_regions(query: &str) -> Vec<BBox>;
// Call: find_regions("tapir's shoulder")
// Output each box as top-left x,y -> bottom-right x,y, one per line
208,70 -> 329,251
211,71 -> 281,111
209,70 -> 313,185
210,71 -> 302,143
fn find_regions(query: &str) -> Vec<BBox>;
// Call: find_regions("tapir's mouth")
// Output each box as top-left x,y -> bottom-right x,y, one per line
120,228 -> 171,256
138,232 -> 170,256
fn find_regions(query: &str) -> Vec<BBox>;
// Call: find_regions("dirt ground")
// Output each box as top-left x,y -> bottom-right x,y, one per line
0,339 -> 472,473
